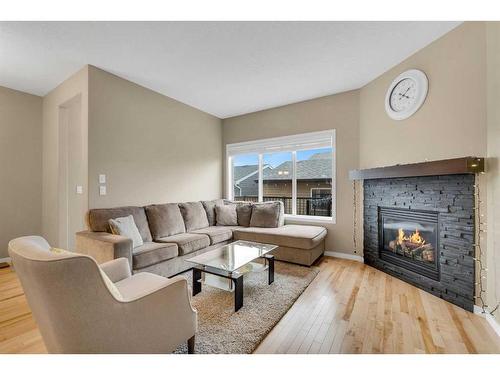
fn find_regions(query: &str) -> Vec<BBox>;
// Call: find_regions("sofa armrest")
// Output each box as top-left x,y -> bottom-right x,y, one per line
76,231 -> 133,267
100,257 -> 132,283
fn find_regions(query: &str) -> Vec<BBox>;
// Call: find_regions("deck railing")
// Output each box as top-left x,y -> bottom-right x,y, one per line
235,195 -> 332,217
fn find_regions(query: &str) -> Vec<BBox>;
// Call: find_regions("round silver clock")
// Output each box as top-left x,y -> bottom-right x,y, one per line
385,69 -> 428,120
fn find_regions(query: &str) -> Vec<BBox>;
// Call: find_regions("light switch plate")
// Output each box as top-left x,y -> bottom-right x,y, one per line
99,185 -> 107,196
99,174 -> 106,184
76,185 -> 83,194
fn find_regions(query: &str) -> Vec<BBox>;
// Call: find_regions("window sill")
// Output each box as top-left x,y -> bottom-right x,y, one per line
284,214 -> 336,225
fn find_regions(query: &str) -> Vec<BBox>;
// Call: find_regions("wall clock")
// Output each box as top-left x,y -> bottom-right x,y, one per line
385,69 -> 428,121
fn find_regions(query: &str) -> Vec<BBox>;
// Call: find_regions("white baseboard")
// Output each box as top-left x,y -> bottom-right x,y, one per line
0,257 -> 11,264
324,251 -> 364,263
474,305 -> 500,337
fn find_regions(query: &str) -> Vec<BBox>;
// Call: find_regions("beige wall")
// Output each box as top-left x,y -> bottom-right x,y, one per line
222,91 -> 360,255
88,66 -> 222,208
0,86 -> 43,259
359,22 -> 487,168
486,22 -> 500,324
42,66 -> 89,246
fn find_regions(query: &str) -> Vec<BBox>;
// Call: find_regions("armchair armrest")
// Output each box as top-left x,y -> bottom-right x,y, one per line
117,275 -> 197,353
76,230 -> 133,267
100,258 -> 132,283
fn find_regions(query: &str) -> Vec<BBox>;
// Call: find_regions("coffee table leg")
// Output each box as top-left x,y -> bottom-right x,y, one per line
192,268 -> 202,296
267,255 -> 275,285
234,275 -> 244,312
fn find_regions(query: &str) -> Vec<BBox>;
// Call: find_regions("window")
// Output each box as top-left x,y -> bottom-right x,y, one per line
231,153 -> 259,201
263,152 -> 293,214
226,130 -> 335,221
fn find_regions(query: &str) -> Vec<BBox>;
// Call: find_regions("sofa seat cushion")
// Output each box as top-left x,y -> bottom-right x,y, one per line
232,224 -> 326,250
156,233 -> 210,255
191,226 -> 233,245
132,242 -> 179,269
115,272 -> 170,300
88,206 -> 153,242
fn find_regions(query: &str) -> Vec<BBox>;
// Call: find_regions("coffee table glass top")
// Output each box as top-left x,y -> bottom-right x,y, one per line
186,240 -> 277,273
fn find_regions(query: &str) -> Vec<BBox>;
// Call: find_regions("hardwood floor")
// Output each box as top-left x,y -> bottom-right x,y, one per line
255,257 -> 500,354
1,257 -> 499,354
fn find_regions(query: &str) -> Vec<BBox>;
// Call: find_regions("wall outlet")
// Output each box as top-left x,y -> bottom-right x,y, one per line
76,185 -> 83,194
99,185 -> 107,196
99,174 -> 106,184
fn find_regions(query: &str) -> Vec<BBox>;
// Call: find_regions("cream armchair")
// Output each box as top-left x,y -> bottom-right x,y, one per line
8,236 -> 197,354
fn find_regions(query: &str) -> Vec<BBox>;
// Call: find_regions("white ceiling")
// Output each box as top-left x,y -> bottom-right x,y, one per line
0,21 -> 461,118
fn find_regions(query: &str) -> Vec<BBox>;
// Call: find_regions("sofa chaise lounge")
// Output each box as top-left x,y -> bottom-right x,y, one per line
76,199 -> 327,277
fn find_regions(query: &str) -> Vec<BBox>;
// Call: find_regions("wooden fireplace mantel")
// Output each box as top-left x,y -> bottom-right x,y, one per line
348,157 -> 484,180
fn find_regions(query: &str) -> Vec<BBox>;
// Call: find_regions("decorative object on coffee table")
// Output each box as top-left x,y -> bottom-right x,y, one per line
186,240 -> 277,312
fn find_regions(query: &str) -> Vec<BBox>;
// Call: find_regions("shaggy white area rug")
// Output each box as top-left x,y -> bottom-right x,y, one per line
174,261 -> 319,354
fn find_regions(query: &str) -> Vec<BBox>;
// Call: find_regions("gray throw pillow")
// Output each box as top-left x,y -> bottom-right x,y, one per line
108,215 -> 144,248
145,203 -> 186,240
179,201 -> 210,231
249,201 -> 284,228
201,199 -> 225,226
216,204 -> 238,226
235,203 -> 253,227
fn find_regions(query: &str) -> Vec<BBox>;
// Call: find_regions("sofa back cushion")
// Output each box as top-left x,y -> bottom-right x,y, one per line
201,199 -> 224,226
145,203 -> 186,240
249,201 -> 285,228
179,201 -> 210,231
215,204 -> 238,226
88,206 -> 153,242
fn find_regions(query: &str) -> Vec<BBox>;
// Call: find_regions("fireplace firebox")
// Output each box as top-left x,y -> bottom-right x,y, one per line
379,208 -> 439,280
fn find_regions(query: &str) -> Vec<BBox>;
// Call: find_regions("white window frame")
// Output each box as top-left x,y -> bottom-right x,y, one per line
226,130 -> 336,223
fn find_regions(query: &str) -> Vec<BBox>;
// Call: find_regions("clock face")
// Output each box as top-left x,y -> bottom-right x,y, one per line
385,69 -> 428,120
389,78 -> 417,112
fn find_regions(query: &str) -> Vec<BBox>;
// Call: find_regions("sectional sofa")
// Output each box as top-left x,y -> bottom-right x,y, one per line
76,199 -> 327,277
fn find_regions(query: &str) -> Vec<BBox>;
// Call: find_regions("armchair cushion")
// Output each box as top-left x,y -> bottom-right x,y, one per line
114,272 -> 172,301
100,258 -> 132,283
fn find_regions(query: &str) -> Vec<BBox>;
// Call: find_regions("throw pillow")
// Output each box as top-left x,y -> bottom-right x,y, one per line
108,215 -> 144,248
216,204 -> 238,226
235,203 -> 253,227
249,201 -> 284,228
202,199 -> 225,226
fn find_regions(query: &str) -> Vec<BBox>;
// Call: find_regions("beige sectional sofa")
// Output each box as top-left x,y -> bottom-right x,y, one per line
76,199 -> 327,278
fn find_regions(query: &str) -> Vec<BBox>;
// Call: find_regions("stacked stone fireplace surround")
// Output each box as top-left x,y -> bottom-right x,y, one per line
363,174 -> 475,311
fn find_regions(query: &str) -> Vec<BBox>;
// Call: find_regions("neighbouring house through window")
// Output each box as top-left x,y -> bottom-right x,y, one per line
226,130 -> 335,221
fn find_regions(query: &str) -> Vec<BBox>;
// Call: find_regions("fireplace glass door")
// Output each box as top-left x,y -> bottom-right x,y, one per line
379,207 -> 439,280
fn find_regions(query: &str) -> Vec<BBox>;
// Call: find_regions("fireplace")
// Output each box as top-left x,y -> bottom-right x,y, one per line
379,208 -> 439,281
357,166 -> 479,311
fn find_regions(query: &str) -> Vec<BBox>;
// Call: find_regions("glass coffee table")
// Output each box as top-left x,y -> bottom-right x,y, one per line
186,240 -> 277,312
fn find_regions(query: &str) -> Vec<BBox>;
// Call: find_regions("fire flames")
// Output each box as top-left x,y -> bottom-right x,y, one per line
396,228 -> 426,246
